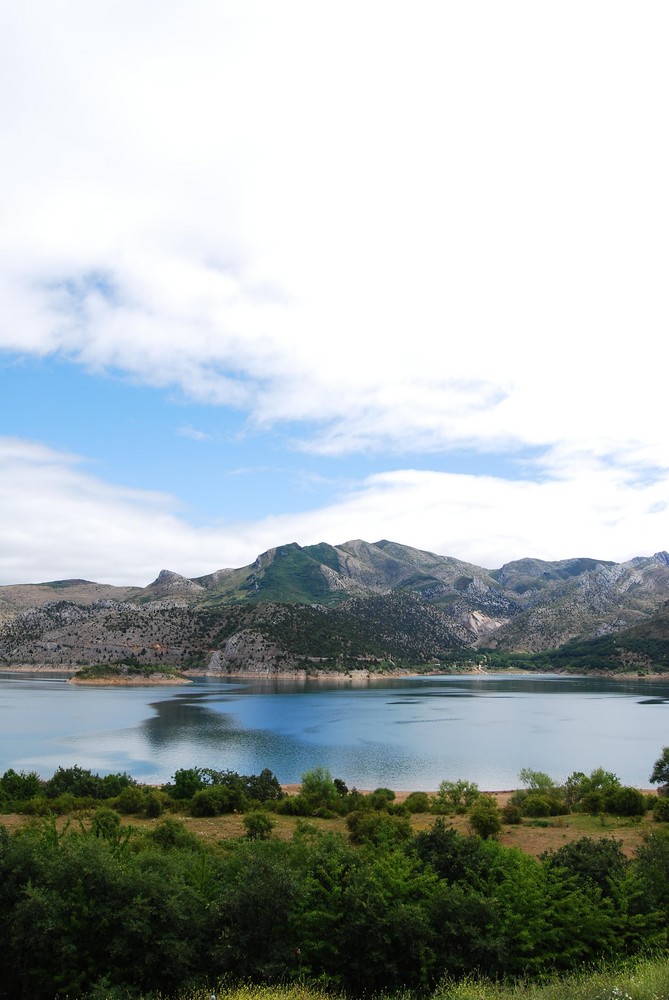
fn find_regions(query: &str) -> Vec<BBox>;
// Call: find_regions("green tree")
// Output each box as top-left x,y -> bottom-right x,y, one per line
433,779 -> 480,814
542,837 -> 628,897
606,785 -> 646,817
213,840 -> 302,979
246,767 -> 284,802
650,746 -> 669,794
167,767 -> 206,800
519,768 -> 556,792
0,768 -> 41,802
336,849 -> 439,992
45,765 -> 106,800
412,817 -> 489,884
299,766 -> 342,814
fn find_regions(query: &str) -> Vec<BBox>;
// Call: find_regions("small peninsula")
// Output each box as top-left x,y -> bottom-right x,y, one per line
69,663 -> 191,685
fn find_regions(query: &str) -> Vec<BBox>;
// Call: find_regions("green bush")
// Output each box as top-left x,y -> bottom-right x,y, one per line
346,809 -> 412,846
523,795 -> 552,817
243,811 -> 276,840
403,790 -> 431,813
502,802 -> 522,825
652,796 -> 669,822
15,796 -> 51,816
143,791 -> 164,818
147,817 -> 201,851
114,785 -> 146,815
605,785 -> 646,817
468,795 -> 502,839
580,790 -> 606,815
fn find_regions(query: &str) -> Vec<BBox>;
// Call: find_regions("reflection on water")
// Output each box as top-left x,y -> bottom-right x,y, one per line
0,672 -> 668,788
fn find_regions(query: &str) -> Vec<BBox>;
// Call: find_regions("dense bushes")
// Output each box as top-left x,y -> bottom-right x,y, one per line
7,814 -> 668,998
2,758 -> 669,998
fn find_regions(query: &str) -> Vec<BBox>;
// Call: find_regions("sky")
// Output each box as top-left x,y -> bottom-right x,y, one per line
1,1 -> 668,586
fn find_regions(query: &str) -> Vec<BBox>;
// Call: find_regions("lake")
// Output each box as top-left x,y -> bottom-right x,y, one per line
1,672 -> 668,790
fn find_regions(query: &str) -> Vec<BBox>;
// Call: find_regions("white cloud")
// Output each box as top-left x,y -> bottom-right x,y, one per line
177,425 -> 210,442
1,437 -> 667,587
1,1 -> 668,475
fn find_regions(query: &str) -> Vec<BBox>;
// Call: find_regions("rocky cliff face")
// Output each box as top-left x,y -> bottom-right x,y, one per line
1,541 -> 668,669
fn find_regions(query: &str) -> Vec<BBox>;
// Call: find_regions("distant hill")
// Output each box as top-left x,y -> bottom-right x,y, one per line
1,539 -> 669,673
533,599 -> 669,674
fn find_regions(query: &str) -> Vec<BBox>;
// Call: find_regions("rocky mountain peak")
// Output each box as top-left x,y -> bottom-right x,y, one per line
145,570 -> 205,598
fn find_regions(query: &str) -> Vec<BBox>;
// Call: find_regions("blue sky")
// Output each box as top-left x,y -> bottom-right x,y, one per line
1,2 -> 668,585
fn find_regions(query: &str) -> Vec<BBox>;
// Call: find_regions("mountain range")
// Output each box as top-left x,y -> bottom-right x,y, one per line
1,539 -> 669,674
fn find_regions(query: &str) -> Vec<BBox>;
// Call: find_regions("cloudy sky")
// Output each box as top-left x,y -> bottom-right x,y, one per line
1,1 -> 668,586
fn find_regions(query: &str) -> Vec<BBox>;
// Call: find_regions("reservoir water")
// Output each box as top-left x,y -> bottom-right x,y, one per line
1,672 -> 668,790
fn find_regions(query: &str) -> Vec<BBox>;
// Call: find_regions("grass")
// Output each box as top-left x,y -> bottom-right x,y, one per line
96,956 -> 669,999
1,796 -> 661,859
432,956 -> 669,999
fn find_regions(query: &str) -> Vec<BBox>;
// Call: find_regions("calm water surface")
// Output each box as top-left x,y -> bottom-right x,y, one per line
1,672 -> 668,789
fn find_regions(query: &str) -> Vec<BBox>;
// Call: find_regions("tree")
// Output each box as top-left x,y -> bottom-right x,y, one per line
650,746 -> 669,794
168,767 -> 206,800
433,779 -> 480,814
300,767 -> 342,814
0,768 -> 41,802
519,768 -> 556,792
542,836 -> 628,897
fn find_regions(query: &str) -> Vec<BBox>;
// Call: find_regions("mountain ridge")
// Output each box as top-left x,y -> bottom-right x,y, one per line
1,540 -> 668,673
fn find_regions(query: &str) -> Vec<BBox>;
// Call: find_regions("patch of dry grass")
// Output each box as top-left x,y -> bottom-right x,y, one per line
0,789 -> 660,857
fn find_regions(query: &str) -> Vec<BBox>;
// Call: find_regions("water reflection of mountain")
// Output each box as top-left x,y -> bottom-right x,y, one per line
139,691 -> 307,769
141,694 -> 239,749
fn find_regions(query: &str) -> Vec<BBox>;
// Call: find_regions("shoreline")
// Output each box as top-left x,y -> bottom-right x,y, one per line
1,663 -> 669,683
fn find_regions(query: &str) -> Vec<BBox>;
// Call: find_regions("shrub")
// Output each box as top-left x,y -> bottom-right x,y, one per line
346,809 -> 413,846
147,817 -> 201,851
502,802 -> 522,825
275,794 -> 311,816
653,796 -> 669,822
90,806 -> 122,840
190,787 -> 224,817
403,791 -> 431,813
468,795 -> 502,839
143,791 -> 164,818
114,785 -> 146,815
522,795 -> 552,817
580,790 -> 606,815
16,796 -> 51,816
605,786 -> 646,817
300,766 -> 343,813
243,811 -> 276,840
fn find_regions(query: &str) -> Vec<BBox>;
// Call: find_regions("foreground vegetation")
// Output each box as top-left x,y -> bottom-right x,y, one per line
2,753 -> 669,998
167,959 -> 669,999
